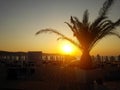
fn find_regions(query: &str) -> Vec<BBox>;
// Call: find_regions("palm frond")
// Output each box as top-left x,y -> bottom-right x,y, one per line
88,18 -> 120,51
98,19 -> 120,36
64,22 -> 76,36
107,32 -> 120,38
57,37 -> 82,49
73,16 -> 85,31
90,16 -> 107,32
114,19 -> 120,27
90,0 -> 114,32
36,28 -> 82,49
98,20 -> 113,29
99,0 -> 114,17
89,27 -> 120,51
82,9 -> 89,26
64,22 -> 73,31
36,28 -> 64,37
70,16 -> 75,24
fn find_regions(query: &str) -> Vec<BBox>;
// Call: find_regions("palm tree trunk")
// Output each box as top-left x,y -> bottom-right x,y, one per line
79,50 -> 93,70
78,50 -> 94,90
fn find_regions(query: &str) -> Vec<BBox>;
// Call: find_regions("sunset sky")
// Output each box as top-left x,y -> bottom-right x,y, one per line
0,0 -> 120,56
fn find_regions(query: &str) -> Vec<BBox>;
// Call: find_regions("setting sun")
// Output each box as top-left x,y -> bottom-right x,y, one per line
62,44 -> 72,53
59,41 -> 75,55
59,41 -> 81,55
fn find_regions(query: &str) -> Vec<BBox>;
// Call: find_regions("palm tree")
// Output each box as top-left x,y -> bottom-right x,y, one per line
36,0 -> 120,70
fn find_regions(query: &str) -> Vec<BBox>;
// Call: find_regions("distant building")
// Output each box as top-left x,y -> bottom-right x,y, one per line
0,51 -> 74,64
27,51 -> 42,65
0,51 -> 27,63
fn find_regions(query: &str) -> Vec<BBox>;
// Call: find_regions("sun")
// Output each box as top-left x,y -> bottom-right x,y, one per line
63,44 -> 72,53
58,41 -> 81,56
61,43 -> 73,54
59,41 -> 80,55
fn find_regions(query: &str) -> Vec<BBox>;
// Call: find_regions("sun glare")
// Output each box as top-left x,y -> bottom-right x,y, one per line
63,44 -> 72,53
60,42 -> 74,54
59,41 -> 81,55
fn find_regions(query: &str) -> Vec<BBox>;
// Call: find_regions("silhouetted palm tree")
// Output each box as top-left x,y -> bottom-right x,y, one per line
36,0 -> 120,69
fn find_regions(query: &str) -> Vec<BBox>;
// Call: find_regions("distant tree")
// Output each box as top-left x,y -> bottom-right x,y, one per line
110,56 -> 115,61
36,0 -> 120,69
118,55 -> 120,61
97,54 -> 101,62
105,56 -> 109,62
